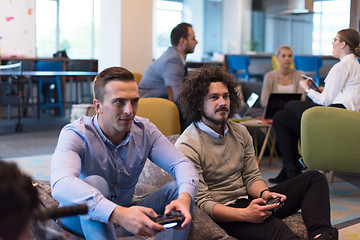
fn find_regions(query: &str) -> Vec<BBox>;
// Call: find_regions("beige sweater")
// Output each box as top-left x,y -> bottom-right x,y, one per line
261,69 -> 305,107
175,121 -> 264,219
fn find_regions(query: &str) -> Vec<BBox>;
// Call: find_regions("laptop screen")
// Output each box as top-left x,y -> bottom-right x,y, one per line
238,92 -> 259,118
264,93 -> 302,119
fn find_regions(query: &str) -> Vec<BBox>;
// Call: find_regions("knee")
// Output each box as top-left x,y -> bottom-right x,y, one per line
273,110 -> 288,126
284,100 -> 300,110
84,175 -> 111,198
304,170 -> 328,185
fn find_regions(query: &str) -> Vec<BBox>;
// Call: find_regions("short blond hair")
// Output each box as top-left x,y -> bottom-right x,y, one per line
276,45 -> 293,56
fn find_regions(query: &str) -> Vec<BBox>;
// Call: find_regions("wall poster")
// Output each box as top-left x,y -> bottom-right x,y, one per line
0,0 -> 36,58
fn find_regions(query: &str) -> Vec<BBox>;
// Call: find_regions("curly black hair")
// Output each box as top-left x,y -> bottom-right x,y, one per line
178,66 -> 240,123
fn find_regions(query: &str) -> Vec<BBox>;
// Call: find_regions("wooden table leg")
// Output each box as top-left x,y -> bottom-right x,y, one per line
257,125 -> 272,165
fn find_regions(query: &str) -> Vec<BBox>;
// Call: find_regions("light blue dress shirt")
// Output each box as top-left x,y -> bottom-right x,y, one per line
51,115 -> 198,223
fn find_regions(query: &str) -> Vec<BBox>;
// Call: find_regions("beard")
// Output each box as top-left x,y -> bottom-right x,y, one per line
185,45 -> 195,54
200,107 -> 228,126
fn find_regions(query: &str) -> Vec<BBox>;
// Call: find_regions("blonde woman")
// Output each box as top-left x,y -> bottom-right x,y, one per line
261,46 -> 304,107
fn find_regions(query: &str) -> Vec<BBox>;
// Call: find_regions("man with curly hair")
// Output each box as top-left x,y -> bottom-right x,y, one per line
175,66 -> 338,240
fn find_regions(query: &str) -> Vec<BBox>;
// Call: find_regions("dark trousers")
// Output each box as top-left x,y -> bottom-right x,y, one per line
272,100 -> 345,176
216,171 -> 332,240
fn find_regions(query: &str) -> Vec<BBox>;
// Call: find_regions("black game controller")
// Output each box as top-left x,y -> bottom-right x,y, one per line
266,196 -> 284,213
155,211 -> 185,229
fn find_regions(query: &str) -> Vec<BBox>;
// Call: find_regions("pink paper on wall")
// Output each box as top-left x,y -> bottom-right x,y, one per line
0,0 -> 36,58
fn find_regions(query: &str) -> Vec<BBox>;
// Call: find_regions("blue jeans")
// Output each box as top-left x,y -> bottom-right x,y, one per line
60,175 -> 193,240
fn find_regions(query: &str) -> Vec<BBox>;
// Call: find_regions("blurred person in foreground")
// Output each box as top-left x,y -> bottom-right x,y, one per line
175,66 -> 338,240
0,161 -> 39,240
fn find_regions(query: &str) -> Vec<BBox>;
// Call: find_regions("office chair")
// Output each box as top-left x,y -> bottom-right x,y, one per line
0,62 -> 22,119
226,55 -> 250,82
0,62 -> 24,132
6,60 -> 36,117
136,98 -> 181,136
35,61 -> 64,119
294,56 -> 323,85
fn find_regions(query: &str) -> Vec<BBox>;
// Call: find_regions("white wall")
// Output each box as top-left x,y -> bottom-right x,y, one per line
99,0 -> 153,73
222,0 -> 252,54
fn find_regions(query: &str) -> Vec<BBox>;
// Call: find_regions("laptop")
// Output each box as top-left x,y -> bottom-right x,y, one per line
236,92 -> 259,119
264,93 -> 302,120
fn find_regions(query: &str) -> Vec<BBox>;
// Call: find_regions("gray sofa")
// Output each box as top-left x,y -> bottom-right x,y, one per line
34,134 -> 307,239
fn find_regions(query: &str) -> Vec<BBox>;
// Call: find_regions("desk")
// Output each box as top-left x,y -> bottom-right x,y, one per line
0,71 -> 98,132
22,71 -> 98,104
231,118 -> 276,165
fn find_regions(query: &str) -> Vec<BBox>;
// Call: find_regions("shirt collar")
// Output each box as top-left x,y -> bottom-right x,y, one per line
341,53 -> 356,62
196,120 -> 228,139
172,46 -> 186,65
94,115 -> 131,148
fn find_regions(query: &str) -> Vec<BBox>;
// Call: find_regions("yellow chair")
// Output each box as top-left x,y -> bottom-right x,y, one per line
132,72 -> 143,85
136,98 -> 181,136
271,56 -> 294,70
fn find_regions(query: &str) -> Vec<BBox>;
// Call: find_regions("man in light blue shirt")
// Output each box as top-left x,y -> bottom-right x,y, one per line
51,66 -> 198,240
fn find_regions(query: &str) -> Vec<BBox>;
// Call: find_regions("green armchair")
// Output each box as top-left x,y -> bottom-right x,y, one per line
301,106 -> 360,182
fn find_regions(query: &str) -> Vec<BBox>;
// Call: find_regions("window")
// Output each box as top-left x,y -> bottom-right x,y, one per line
153,0 -> 183,59
36,0 -> 57,57
312,0 -> 350,55
36,0 -> 99,59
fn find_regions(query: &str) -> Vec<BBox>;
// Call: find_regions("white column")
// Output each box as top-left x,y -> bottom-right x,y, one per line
120,0 -> 153,73
183,0 -> 204,61
222,0 -> 252,54
99,0 -> 122,72
98,0 -> 153,73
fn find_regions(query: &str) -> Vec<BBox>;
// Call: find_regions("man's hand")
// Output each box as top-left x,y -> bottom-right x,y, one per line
109,205 -> 165,236
241,198 -> 275,223
163,193 -> 192,229
261,190 -> 287,203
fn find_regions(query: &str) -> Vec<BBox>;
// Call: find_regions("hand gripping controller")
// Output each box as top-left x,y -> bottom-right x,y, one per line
266,196 -> 284,213
155,211 -> 185,229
